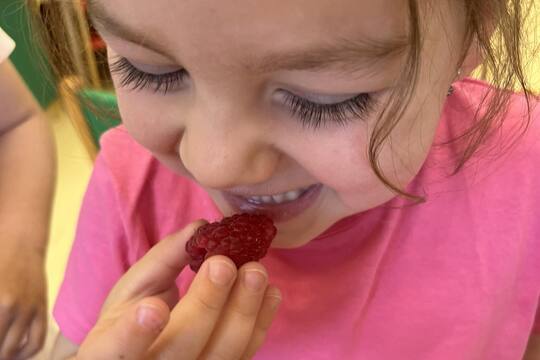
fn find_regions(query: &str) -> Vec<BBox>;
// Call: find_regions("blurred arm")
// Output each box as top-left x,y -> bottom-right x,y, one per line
523,334 -> 540,360
0,59 -> 56,257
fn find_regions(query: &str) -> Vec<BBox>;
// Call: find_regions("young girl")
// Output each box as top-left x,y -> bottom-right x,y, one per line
38,0 -> 540,358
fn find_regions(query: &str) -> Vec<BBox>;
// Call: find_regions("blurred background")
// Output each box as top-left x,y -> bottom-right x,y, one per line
0,0 -> 538,358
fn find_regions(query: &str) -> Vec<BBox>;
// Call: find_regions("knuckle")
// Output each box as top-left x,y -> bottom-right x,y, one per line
203,352 -> 232,360
229,301 -> 259,320
1,345 -> 17,359
253,327 -> 269,346
0,300 -> 17,320
0,295 -> 17,311
255,317 -> 272,333
191,293 -> 223,313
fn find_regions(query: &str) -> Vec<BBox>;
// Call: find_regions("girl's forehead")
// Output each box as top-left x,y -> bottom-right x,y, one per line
89,0 -> 414,64
91,0 -> 408,28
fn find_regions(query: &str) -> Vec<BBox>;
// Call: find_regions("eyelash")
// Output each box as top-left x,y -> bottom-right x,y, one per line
109,57 -> 188,93
109,56 -> 374,128
282,92 -> 373,129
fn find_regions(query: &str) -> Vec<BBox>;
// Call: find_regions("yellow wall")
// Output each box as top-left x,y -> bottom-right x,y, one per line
474,1 -> 540,92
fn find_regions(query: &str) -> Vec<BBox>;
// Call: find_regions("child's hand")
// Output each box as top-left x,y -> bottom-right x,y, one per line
76,220 -> 282,360
0,242 -> 47,360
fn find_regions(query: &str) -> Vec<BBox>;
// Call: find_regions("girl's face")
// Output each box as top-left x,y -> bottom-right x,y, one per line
91,0 -> 467,248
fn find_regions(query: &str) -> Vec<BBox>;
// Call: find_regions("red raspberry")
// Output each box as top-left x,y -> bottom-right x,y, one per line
186,213 -> 277,272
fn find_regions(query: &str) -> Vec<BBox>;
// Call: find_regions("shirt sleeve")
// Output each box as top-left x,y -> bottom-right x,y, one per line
53,152 -> 131,345
0,27 -> 15,63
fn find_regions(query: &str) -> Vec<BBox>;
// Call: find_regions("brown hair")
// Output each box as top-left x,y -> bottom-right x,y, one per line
369,0 -> 537,201
29,0 -> 538,199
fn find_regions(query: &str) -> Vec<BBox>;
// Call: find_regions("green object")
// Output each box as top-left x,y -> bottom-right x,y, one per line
78,89 -> 121,146
0,0 -> 57,108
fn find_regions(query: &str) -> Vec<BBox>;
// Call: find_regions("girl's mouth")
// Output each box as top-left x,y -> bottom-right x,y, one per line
221,184 -> 323,222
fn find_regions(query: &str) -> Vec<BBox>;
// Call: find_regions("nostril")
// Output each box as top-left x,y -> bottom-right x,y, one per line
180,147 -> 279,189
177,124 -> 279,188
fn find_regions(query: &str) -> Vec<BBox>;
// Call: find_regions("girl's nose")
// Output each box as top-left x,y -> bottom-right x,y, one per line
178,112 -> 279,189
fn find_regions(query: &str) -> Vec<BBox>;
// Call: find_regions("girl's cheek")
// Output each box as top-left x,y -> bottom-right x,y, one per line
116,90 -> 184,154
296,127 -> 370,184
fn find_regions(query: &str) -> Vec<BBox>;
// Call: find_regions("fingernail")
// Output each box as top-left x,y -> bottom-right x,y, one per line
244,270 -> 267,291
267,287 -> 282,304
137,304 -> 165,332
267,295 -> 282,311
208,260 -> 235,286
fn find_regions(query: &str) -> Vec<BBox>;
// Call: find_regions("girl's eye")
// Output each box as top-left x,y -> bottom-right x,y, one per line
109,56 -> 188,94
282,91 -> 375,129
108,55 -> 374,128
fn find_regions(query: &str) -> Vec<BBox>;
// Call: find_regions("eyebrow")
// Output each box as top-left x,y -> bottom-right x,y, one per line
87,0 -> 173,57
88,0 -> 409,73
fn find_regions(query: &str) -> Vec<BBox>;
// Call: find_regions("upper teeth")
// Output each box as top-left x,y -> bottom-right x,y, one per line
247,187 -> 308,204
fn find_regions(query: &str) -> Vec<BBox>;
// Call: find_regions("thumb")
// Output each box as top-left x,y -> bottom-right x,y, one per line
77,297 -> 170,360
103,220 -> 207,310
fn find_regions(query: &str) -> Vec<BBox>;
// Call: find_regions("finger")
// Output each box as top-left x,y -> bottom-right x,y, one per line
103,220 -> 206,310
156,286 -> 180,310
0,300 -> 16,351
200,262 -> 269,360
14,311 -> 46,360
0,312 -> 32,360
108,281 -> 179,320
78,297 -> 170,360
147,256 -> 237,359
241,286 -> 282,360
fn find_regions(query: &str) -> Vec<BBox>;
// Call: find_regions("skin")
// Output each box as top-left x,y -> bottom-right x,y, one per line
95,0 -> 465,250
524,335 -> 540,360
51,0 -> 540,358
52,222 -> 282,360
0,60 -> 55,359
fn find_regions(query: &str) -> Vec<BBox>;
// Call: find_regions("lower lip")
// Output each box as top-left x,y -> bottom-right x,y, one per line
222,184 -> 323,222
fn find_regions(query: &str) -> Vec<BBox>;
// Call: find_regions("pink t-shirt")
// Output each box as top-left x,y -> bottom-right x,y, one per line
54,79 -> 540,359
0,27 -> 15,63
